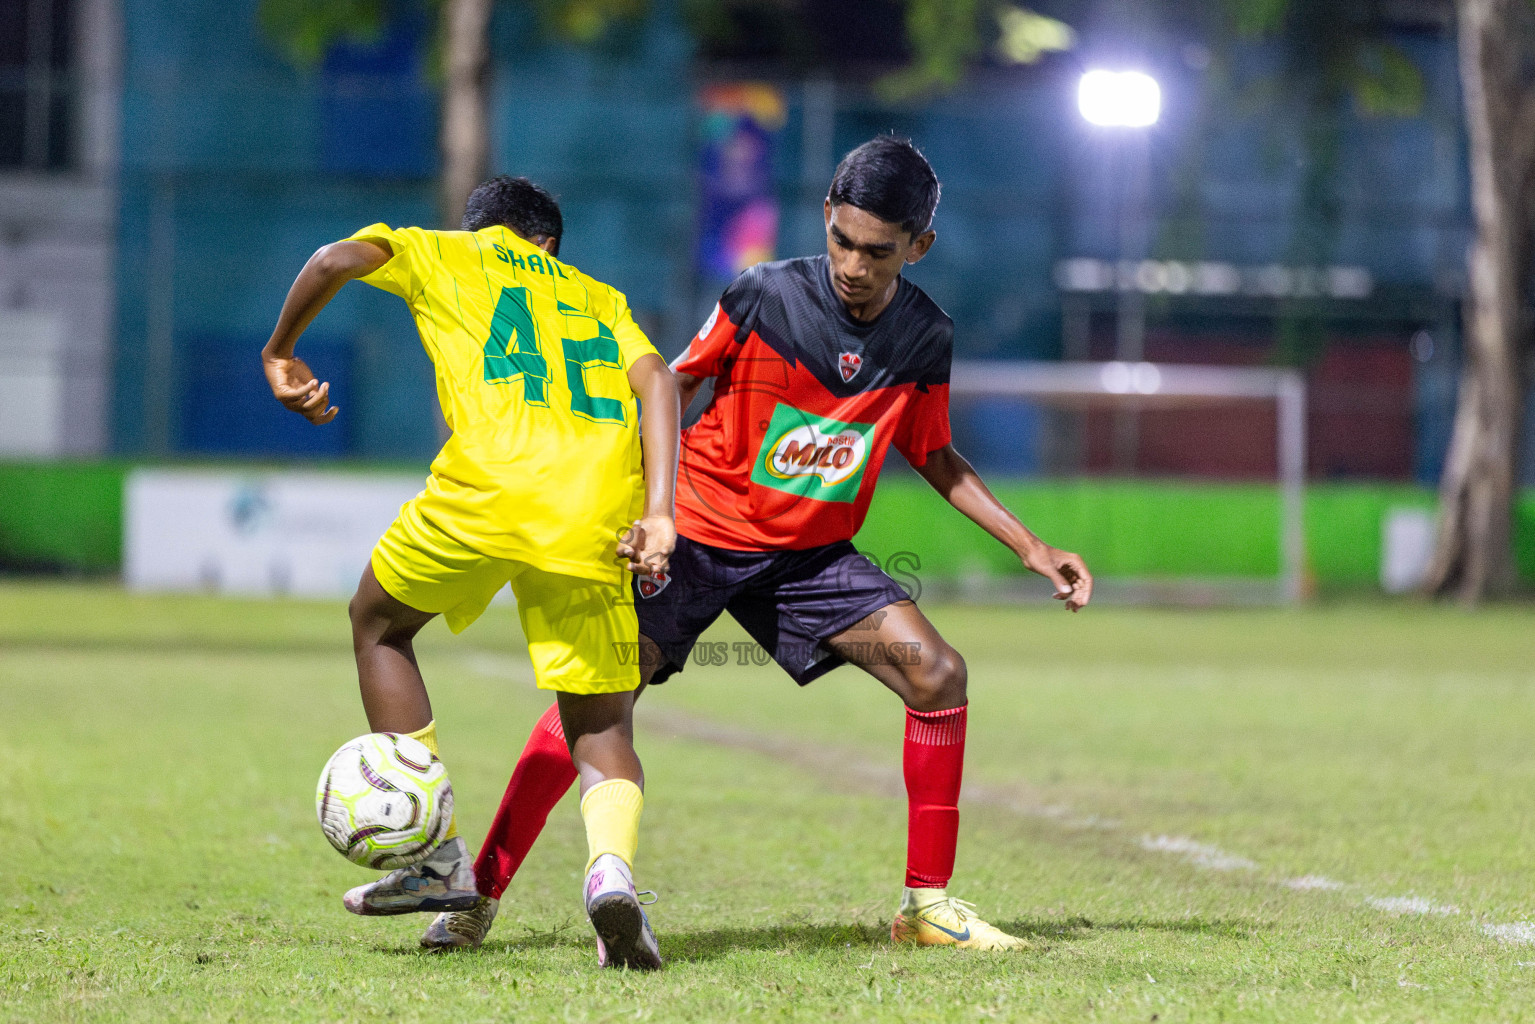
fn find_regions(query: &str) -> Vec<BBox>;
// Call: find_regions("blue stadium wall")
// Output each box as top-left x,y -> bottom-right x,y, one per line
111,1 -> 1471,476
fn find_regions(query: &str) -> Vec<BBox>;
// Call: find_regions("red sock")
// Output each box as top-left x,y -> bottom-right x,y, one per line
473,703 -> 578,899
903,704 -> 967,890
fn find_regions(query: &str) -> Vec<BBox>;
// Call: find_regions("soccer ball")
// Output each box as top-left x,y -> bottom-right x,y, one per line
315,733 -> 453,870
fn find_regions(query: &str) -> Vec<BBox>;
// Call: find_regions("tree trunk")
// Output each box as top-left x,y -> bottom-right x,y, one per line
439,0 -> 493,229
1425,0 -> 1535,602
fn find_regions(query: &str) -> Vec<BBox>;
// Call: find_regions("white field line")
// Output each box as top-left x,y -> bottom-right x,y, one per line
1485,923 -> 1535,944
633,706 -> 1506,931
1366,896 -> 1460,917
457,661 -> 1527,943
1139,834 -> 1258,871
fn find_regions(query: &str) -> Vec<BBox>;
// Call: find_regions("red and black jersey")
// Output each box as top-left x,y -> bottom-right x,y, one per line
674,254 -> 952,551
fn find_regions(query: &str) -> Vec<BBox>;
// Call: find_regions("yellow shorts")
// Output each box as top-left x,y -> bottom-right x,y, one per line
370,501 -> 639,695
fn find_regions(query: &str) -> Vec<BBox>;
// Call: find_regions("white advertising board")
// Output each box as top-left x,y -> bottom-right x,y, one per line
125,470 -> 425,597
1381,506 -> 1437,595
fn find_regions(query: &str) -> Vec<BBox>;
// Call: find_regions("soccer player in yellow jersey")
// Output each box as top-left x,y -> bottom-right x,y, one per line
261,176 -> 678,970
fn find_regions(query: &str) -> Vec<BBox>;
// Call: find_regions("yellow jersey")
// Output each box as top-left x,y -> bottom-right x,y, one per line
348,222 -> 660,584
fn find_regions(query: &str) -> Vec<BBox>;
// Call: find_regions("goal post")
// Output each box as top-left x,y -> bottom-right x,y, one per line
947,360 -> 1308,604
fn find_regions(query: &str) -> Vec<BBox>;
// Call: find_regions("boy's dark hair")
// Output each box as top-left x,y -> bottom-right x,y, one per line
827,136 -> 940,238
462,175 -> 563,255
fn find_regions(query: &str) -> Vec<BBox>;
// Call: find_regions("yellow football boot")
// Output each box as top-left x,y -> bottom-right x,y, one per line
890,888 -> 1031,950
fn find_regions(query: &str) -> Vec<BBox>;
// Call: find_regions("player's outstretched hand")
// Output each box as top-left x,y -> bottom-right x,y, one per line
1021,544 -> 1093,612
618,515 -> 676,578
264,354 -> 338,425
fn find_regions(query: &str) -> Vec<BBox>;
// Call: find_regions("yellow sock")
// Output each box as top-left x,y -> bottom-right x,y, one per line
580,778 -> 643,872
405,720 -> 459,841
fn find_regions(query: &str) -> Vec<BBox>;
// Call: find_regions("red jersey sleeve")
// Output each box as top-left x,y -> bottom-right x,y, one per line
894,383 -> 952,467
893,322 -> 954,467
673,267 -> 762,379
674,302 -> 736,378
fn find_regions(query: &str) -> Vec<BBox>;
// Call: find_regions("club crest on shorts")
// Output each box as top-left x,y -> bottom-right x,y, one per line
637,571 -> 670,599
838,352 -> 863,382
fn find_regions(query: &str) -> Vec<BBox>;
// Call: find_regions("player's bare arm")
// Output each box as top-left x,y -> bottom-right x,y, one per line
915,443 -> 1093,611
261,238 -> 391,424
616,352 -> 680,577
671,366 -> 708,417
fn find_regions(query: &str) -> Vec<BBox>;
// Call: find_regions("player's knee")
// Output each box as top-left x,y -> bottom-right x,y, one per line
347,590 -> 377,637
347,592 -> 370,639
348,588 -> 401,649
904,645 -> 966,711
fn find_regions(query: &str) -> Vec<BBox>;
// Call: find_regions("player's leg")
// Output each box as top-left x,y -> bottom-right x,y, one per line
555,687 -> 660,968
825,600 -> 968,892
824,598 -> 1027,951
348,562 -> 437,732
733,542 -> 1025,950
343,509 -> 508,917
469,637 -> 662,898
428,539 -> 732,950
422,637 -> 668,951
490,565 -> 663,968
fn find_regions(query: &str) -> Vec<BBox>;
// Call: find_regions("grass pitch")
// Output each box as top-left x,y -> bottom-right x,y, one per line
5,582 -> 1535,1022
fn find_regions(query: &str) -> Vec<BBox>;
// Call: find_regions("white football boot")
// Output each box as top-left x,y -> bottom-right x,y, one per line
343,836 -> 480,916
583,853 -> 661,970
420,896 -> 499,950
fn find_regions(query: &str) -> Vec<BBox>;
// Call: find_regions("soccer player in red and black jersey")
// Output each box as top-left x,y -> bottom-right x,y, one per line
422,136 -> 1093,951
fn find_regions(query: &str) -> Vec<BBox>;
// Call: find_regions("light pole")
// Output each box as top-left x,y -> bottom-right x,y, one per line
1077,69 -> 1161,471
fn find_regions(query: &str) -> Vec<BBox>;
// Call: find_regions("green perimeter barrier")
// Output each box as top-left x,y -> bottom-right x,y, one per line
2,461 -> 1534,589
859,477 -> 1448,591
0,462 -> 127,573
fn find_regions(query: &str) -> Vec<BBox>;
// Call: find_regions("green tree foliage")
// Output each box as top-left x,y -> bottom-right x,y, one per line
679,0 -> 816,66
258,0 -> 389,66
257,0 -> 647,69
880,1 -> 1073,98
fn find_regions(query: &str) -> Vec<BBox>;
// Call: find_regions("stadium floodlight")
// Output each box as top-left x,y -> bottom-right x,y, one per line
1077,69 -> 1161,128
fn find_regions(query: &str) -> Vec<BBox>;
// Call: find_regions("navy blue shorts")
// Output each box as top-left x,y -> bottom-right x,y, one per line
633,534 -> 912,686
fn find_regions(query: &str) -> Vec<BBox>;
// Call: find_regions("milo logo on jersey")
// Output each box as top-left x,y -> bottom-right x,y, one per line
750,403 -> 877,504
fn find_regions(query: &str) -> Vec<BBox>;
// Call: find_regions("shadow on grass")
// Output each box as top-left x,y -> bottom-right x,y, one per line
660,917 -> 1262,961
380,920 -> 889,961
377,915 -> 1263,962
1006,915 -> 1265,943
663,921 -> 888,961
373,916 -> 589,958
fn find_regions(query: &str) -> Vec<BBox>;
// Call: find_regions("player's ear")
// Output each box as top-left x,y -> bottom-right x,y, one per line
535,235 -> 559,256
823,198 -> 833,229
904,229 -> 936,265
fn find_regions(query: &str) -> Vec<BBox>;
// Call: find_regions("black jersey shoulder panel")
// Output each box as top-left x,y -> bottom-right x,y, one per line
733,255 -> 953,399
